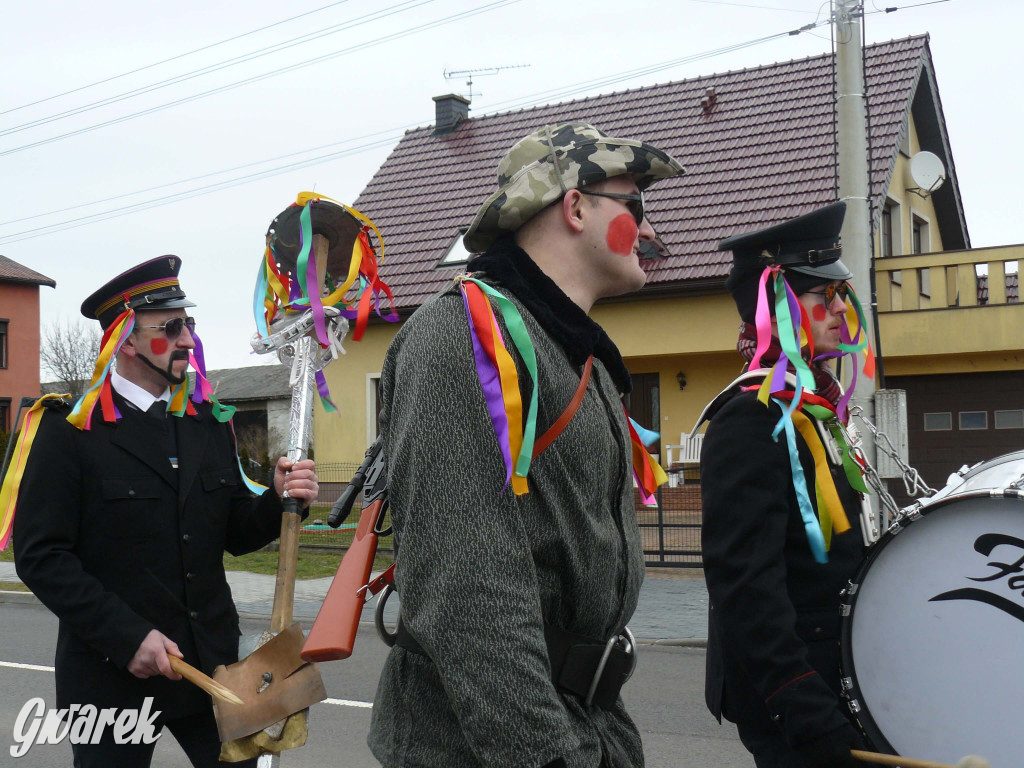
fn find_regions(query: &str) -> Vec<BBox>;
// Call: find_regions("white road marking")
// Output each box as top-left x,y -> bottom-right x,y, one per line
0,660 -> 54,672
322,697 -> 373,709
0,660 -> 375,708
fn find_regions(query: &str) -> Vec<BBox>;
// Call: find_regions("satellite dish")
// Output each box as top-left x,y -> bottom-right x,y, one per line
909,151 -> 946,196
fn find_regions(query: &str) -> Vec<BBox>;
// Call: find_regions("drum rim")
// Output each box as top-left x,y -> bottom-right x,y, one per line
839,488 -> 1024,754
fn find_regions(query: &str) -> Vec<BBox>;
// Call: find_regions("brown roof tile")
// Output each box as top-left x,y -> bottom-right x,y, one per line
0,254 -> 56,287
358,37 -> 931,310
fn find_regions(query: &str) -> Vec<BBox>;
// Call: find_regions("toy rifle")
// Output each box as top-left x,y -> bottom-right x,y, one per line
301,437 -> 394,662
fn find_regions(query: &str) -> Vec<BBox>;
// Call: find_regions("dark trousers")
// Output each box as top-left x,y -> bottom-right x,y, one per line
71,707 -> 257,768
735,713 -> 805,768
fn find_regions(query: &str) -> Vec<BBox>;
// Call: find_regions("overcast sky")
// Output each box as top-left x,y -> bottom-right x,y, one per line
3,0 -> 1019,371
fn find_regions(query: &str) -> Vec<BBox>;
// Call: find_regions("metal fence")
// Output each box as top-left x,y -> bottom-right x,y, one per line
301,462 -> 704,566
638,469 -> 703,568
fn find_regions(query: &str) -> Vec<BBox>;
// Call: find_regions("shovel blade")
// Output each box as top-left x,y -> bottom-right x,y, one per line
212,623 -> 327,742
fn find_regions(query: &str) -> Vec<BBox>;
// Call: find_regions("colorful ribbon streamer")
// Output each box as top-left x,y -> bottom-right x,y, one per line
745,270 -> 877,561
0,395 -> 71,550
458,276 -> 538,495
458,275 -> 668,500
68,306 -> 135,430
253,193 -> 397,413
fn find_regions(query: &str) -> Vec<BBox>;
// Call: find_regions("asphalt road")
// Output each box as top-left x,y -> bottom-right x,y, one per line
0,602 -> 753,767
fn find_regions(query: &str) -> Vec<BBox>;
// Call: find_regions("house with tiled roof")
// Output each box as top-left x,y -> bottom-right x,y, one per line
0,255 -> 56,436
315,34 -> 1023,504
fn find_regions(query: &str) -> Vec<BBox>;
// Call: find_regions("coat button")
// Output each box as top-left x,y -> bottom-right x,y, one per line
814,627 -> 823,636
186,572 -> 194,582
182,533 -> 191,543
189,611 -> 198,620
220,478 -> 227,485
128,489 -> 136,497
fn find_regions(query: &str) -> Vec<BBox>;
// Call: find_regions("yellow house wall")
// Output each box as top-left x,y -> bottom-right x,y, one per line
313,321 -> 400,464
592,294 -> 743,457
881,114 -> 946,311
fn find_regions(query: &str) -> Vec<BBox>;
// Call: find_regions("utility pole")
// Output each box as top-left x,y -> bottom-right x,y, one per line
834,0 -> 880,522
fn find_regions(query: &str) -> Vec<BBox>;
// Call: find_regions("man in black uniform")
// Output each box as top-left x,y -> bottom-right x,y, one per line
13,257 -> 319,767
699,203 -> 872,768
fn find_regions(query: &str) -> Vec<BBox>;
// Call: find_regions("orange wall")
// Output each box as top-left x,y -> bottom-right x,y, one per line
0,282 -> 44,432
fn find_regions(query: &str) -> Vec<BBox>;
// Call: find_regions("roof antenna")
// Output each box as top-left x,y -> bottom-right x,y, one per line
443,64 -> 530,102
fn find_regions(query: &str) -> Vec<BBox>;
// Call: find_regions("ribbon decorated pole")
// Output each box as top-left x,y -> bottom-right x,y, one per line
250,193 -> 396,629
216,194 -> 394,762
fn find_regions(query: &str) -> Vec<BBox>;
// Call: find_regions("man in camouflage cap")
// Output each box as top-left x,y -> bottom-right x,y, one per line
368,122 -> 683,768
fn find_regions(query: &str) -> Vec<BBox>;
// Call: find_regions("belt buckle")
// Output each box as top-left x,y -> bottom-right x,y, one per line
584,626 -> 637,707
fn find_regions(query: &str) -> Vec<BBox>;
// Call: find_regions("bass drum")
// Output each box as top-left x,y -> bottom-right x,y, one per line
840,453 -> 1024,766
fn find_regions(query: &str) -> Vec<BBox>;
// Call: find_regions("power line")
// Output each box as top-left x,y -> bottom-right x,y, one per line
0,0 -> 519,159
477,24 -> 823,115
0,129 -> 414,228
1,0 -> 355,117
0,16 -> 829,244
0,132 -> 408,245
1,0 -> 435,137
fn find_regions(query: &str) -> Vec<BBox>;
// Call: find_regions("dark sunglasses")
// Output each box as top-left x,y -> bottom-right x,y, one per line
138,316 -> 196,339
806,282 -> 851,305
578,189 -> 645,225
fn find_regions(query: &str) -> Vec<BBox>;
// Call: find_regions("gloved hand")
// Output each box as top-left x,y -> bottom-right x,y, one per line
795,723 -> 868,768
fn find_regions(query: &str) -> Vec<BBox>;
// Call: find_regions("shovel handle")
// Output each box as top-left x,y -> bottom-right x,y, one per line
168,656 -> 244,706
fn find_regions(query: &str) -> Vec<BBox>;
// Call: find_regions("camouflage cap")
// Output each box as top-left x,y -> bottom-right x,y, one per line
463,122 -> 684,253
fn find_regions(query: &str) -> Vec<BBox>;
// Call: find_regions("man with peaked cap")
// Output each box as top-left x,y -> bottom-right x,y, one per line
695,202 -> 873,767
12,257 -> 319,767
368,122 -> 683,767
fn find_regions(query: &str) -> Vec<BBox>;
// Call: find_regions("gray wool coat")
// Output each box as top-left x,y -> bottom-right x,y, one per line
367,278 -> 646,768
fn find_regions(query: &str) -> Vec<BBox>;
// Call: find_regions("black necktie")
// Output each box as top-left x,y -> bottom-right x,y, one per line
147,400 -> 167,419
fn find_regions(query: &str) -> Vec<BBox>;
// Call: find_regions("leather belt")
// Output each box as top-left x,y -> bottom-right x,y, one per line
394,619 -> 636,710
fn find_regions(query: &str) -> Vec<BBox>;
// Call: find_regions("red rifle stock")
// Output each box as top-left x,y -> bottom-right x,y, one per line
301,439 -> 387,662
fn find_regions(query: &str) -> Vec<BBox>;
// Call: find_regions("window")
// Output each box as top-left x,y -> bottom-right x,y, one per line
881,206 -> 894,259
959,411 -> 988,431
912,219 -> 924,254
995,410 -> 1024,429
0,398 -> 9,433
438,229 -> 474,268
924,412 -> 952,431
0,319 -> 8,369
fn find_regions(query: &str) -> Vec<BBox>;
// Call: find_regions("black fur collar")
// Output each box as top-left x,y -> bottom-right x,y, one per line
467,237 -> 632,395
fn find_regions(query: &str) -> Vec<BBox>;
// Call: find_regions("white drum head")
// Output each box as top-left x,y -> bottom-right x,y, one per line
843,493 -> 1024,765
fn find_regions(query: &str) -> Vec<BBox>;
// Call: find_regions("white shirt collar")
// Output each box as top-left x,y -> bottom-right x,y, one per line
111,370 -> 170,413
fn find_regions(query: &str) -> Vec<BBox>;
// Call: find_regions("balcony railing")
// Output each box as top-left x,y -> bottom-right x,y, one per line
874,244 -> 1022,312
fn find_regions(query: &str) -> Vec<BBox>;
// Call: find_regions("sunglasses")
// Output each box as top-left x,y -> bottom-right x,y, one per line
806,282 -> 851,305
578,189 -> 645,226
137,316 -> 196,339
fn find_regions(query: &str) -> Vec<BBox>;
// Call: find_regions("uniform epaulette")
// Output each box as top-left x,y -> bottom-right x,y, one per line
40,395 -> 74,412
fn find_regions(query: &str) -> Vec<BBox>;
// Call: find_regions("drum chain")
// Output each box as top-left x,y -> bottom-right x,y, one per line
847,405 -> 937,508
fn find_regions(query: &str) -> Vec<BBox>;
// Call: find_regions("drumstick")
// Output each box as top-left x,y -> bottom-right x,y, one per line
168,656 -> 244,705
851,749 -> 991,768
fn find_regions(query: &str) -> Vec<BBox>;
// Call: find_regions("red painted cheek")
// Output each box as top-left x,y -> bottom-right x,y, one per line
811,304 -> 828,322
149,337 -> 168,355
606,213 -> 638,256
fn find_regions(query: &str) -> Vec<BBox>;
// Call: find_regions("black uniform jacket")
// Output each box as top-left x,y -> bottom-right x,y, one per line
14,393 -> 283,717
701,388 -> 866,748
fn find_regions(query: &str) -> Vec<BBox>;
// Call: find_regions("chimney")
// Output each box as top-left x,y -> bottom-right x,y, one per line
433,93 -> 471,134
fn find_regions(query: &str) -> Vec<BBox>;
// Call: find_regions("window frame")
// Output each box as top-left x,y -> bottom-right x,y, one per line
994,409 -> 1024,430
923,412 -> 952,431
958,411 -> 988,431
